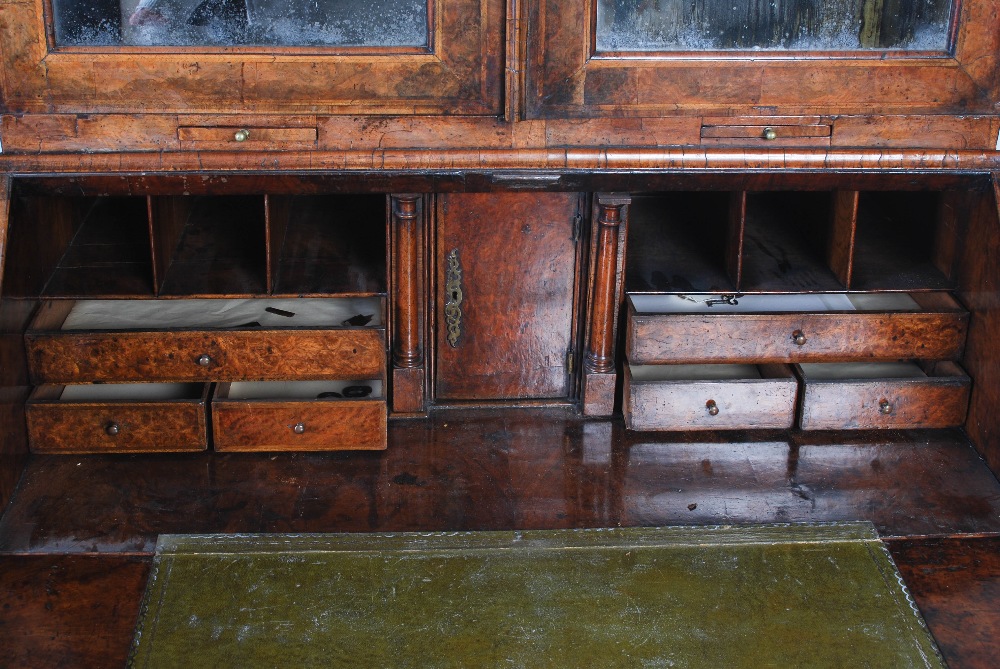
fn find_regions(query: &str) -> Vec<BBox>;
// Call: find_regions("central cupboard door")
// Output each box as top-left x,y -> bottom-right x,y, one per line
435,193 -> 583,400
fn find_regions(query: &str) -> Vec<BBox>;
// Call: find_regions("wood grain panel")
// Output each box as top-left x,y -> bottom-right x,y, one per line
798,363 -> 971,430
958,178 -> 1000,476
435,193 -> 580,400
626,300 -> 968,365
213,399 -> 386,451
0,555 -> 151,669
26,328 -> 386,384
0,0 -> 503,116
26,389 -> 208,453
624,364 -> 798,431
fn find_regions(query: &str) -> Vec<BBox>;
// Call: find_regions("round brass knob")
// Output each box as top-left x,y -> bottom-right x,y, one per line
234,129 -> 250,142
293,422 -> 306,434
762,127 -> 777,141
706,400 -> 720,416
879,399 -> 893,415
197,354 -> 212,367
105,422 -> 120,436
792,330 -> 807,346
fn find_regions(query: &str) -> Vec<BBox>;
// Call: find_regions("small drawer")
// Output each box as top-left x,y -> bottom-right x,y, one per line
624,363 -> 798,431
797,361 -> 971,430
26,298 -> 386,384
177,126 -> 318,148
701,117 -> 832,147
26,383 -> 209,453
212,381 -> 386,452
626,292 -> 967,365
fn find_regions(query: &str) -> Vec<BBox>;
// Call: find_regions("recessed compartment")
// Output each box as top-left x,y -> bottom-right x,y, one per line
797,361 -> 971,430
25,298 -> 386,384
625,193 -> 739,293
267,194 -> 387,296
741,192 -> 843,292
212,381 -> 386,452
851,192 -> 958,291
3,194 -> 154,298
626,292 -> 968,365
25,383 -> 209,453
624,364 -> 798,431
152,196 -> 267,296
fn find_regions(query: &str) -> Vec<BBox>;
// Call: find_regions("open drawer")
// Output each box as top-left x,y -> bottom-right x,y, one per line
624,364 -> 798,431
626,292 -> 968,365
25,383 -> 209,453
26,298 -> 386,384
797,362 -> 971,430
212,381 -> 386,452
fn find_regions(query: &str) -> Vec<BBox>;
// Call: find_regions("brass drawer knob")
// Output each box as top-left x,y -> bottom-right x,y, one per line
197,354 -> 212,367
234,129 -> 250,142
879,399 -> 893,415
706,399 -> 720,416
762,127 -> 777,141
105,422 -> 120,436
293,422 -> 306,434
792,330 -> 807,346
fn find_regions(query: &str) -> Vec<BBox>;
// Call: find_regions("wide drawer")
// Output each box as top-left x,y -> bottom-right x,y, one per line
624,364 -> 798,431
626,292 -> 967,365
212,381 -> 386,452
26,383 -> 209,453
26,298 -> 386,384
797,362 -> 971,430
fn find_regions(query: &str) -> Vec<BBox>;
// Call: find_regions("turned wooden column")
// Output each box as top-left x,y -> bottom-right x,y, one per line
390,194 -> 425,413
583,193 -> 631,415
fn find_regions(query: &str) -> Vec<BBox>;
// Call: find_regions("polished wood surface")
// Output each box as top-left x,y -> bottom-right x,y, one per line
624,364 -> 798,431
2,413 -> 999,553
798,363 -> 971,430
958,177 -> 1000,474
390,194 -> 427,413
213,397 -> 387,452
0,555 -> 150,669
0,412 -> 998,666
627,300 -> 969,365
525,0 -> 1000,118
27,327 -> 386,384
0,0 -> 504,116
435,193 -> 581,400
888,536 -> 1000,669
25,385 -> 210,454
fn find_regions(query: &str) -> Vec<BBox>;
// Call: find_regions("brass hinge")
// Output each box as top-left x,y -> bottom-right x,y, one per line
566,348 -> 575,374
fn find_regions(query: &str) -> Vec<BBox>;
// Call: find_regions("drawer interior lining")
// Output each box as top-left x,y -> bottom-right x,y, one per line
58,383 -> 206,401
59,298 -> 383,330
224,380 -> 385,400
629,292 -> 921,314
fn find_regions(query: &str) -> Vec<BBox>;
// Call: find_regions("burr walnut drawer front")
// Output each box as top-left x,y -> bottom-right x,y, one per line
626,292 -> 967,365
212,381 -> 386,452
25,383 -> 209,453
624,364 -> 798,431
796,362 -> 971,430
26,298 -> 386,384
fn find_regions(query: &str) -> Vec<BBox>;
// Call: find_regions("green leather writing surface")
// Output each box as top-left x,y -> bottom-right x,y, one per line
130,524 -> 943,668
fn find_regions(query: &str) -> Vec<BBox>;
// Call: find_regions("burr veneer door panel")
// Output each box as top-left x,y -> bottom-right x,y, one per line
435,193 -> 582,401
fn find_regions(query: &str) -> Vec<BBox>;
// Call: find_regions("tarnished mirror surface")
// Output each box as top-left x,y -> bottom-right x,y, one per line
51,0 -> 430,47
596,0 -> 953,52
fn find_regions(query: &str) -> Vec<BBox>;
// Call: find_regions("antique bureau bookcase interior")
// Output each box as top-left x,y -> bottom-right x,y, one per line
3,0 -> 1000,664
